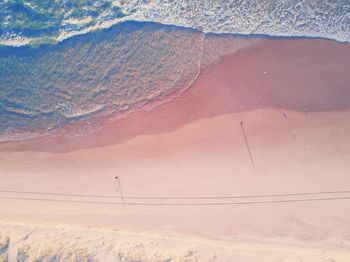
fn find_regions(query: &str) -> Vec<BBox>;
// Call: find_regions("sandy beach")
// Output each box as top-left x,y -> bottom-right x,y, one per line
1,38 -> 350,261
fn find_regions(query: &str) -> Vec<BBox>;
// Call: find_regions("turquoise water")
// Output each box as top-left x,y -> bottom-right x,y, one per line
0,0 -> 128,45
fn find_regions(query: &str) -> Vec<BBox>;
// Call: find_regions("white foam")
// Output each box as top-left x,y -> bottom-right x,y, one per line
122,0 -> 350,42
1,0 -> 349,46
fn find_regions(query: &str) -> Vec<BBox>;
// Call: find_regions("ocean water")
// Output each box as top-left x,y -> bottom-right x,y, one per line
0,0 -> 349,141
0,21 -> 259,141
1,0 -> 349,46
0,22 -> 200,139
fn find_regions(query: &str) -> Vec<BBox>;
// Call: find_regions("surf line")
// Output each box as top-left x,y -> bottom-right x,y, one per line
240,121 -> 255,170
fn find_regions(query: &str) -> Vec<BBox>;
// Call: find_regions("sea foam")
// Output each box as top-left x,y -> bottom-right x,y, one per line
0,0 -> 349,46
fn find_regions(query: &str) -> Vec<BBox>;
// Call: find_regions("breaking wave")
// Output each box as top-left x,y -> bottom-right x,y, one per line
1,0 -> 349,46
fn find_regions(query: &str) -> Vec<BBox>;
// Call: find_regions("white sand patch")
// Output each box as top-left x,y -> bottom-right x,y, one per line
1,220 -> 350,262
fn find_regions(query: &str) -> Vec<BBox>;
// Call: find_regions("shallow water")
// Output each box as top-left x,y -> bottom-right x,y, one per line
0,21 -> 260,141
0,23 -> 198,138
1,0 -> 349,141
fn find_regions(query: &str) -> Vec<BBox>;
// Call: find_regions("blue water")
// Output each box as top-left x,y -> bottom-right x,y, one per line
0,0 -> 349,141
0,22 -> 207,140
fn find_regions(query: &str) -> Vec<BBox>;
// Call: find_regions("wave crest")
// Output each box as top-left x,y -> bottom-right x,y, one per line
1,0 -> 349,46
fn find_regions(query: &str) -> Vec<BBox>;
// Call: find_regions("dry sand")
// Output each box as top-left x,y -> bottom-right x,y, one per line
0,38 -> 350,261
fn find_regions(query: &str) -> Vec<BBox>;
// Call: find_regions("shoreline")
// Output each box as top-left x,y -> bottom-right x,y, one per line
0,31 -> 261,146
1,37 -> 349,153
1,17 -> 350,49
